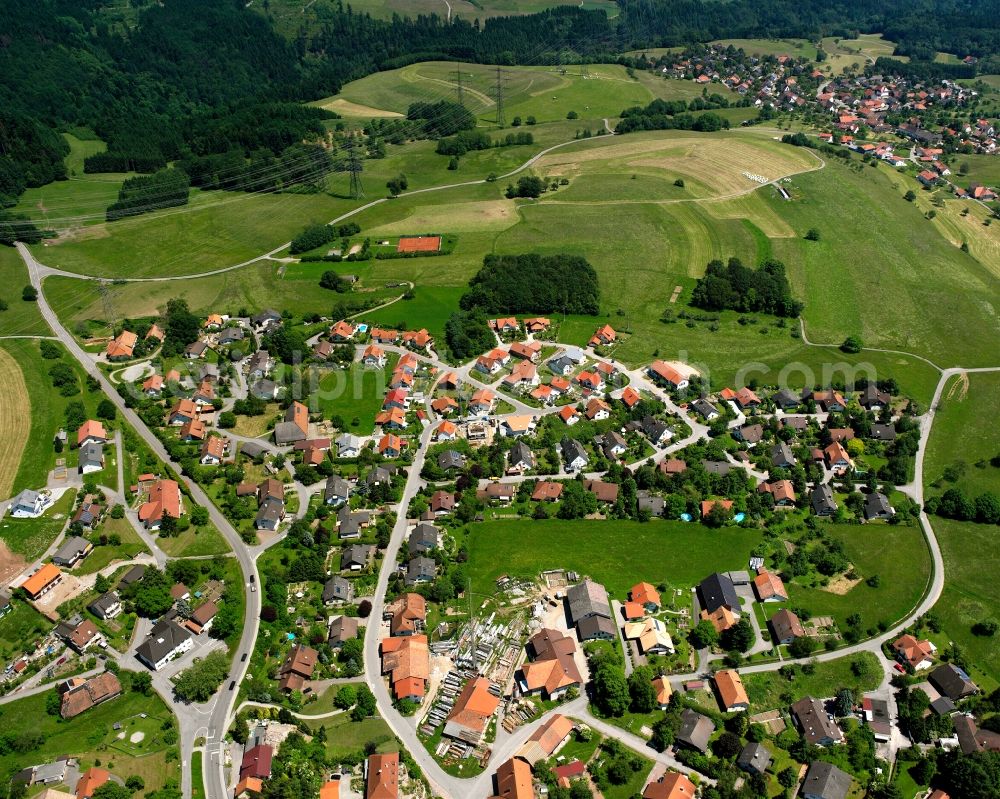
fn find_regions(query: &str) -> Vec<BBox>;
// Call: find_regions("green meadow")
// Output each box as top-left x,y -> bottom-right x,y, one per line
0,246 -> 51,337
924,372 -> 1000,683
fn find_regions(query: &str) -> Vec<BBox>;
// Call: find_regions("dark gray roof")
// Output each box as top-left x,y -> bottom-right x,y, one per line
792,697 -> 843,745
79,441 -> 104,468
771,442 -> 796,467
408,523 -> 439,555
560,437 -> 588,466
240,441 -> 268,460
88,591 -> 120,617
929,663 -> 978,700
322,577 -> 353,604
324,476 -> 350,504
637,491 -> 665,516
859,384 -> 890,407
406,556 -> 437,585
676,708 -> 714,752
508,441 -> 534,469
250,379 -> 279,400
697,572 -> 740,614
811,484 -> 837,515
692,399 -> 719,419
864,492 -> 892,519
548,356 -> 574,373
737,742 -> 771,774
599,431 -> 627,458
437,450 -> 466,471
802,761 -> 852,799
773,388 -> 800,409
341,544 -> 374,569
931,696 -> 957,715
52,536 -> 91,566
274,421 -> 306,445
136,619 -> 191,667
641,416 -> 670,443
566,579 -> 611,624
120,564 -> 146,585
576,614 -> 617,640
869,423 -> 896,441
702,459 -> 731,475
255,497 -> 284,528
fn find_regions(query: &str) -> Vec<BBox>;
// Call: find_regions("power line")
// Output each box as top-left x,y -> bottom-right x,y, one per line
97,280 -> 120,330
492,66 -> 511,129
346,135 -> 365,200
452,69 -> 465,107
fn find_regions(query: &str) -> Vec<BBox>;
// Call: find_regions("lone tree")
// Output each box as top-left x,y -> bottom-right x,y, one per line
805,228 -> 821,241
840,335 -> 864,353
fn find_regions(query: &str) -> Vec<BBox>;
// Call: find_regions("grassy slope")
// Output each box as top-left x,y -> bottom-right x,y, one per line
769,159 -> 1000,368
924,372 -> 1000,683
0,339 -> 100,493
0,247 -> 51,337
782,522 -> 931,632
0,488 -> 76,560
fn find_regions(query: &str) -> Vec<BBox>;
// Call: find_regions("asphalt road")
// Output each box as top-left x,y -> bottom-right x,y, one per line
18,243 -> 261,799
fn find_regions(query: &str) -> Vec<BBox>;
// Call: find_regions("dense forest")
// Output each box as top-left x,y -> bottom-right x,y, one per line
0,0 -> 998,217
460,253 -> 601,315
690,257 -> 803,317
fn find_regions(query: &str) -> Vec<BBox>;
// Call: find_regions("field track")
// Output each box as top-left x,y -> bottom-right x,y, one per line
0,347 -> 31,500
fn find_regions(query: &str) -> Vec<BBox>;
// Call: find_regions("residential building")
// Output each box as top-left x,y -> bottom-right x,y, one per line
136,618 -> 193,670
21,563 -> 62,599
892,634 -> 936,670
929,663 -> 979,700
328,615 -> 358,648
52,536 -> 93,567
753,570 -> 789,602
770,609 -> 804,644
366,752 -> 398,799
60,672 -> 122,718
240,744 -> 273,781
801,761 -> 852,799
811,484 -> 838,516
643,772 -> 696,799
792,697 -> 844,746
380,634 -> 429,702
713,669 -> 750,712
279,643 -> 318,692
676,708 -> 714,753
697,572 -> 740,615
88,591 -> 122,620
138,479 -> 182,530
736,742 -> 771,776
520,629 -> 583,701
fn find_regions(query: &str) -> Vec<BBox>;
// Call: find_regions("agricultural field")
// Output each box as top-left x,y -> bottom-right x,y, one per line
0,346 -> 31,499
766,159 -> 1000,368
925,371 -> 1000,499
0,688 -> 181,794
924,371 -> 1000,684
0,246 -> 52,337
817,34 -> 904,75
